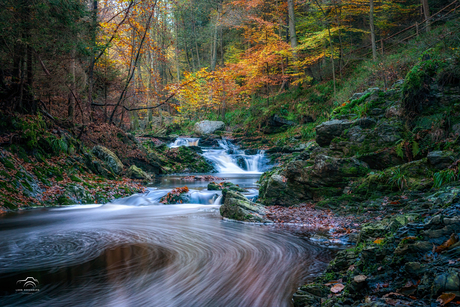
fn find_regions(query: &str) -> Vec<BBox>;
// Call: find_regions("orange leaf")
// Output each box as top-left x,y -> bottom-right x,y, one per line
374,238 -> 385,244
436,233 -> 459,253
330,283 -> 345,293
437,293 -> 456,306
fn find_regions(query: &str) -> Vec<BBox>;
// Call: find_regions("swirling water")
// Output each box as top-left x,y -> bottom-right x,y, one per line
0,139 -> 337,306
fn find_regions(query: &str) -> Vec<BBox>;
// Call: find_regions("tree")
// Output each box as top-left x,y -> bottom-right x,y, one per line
370,0 -> 377,60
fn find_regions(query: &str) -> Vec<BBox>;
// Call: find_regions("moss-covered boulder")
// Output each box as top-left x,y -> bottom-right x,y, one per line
427,150 -> 456,170
259,155 -> 369,206
208,181 -> 245,192
91,145 -> 124,175
220,190 -> 272,223
126,165 -> 151,180
353,159 -> 434,197
315,119 -> 353,147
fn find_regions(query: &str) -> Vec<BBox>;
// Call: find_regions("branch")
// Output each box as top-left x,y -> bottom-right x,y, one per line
94,0 -> 135,64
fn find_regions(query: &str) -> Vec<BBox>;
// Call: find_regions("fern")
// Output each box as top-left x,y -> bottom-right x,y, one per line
395,141 -> 405,159
412,141 -> 420,158
388,168 -> 407,191
433,169 -> 458,189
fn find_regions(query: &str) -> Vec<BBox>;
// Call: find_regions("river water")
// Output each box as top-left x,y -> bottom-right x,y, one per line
0,138 -> 337,306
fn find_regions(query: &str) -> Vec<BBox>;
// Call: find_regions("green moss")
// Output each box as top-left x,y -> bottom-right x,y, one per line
70,174 -> 83,182
0,157 -> 15,169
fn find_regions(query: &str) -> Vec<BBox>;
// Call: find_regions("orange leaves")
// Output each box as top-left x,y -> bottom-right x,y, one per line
435,233 -> 459,254
373,238 -> 385,244
437,293 -> 457,306
330,283 -> 345,293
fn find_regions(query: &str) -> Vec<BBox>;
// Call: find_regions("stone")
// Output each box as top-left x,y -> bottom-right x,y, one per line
427,151 -> 455,170
208,181 -> 245,192
404,262 -> 423,275
91,145 -> 124,175
262,115 -> 296,134
219,190 -> 272,223
354,117 -> 377,128
244,149 -> 259,155
126,165 -> 151,180
432,271 -> 460,295
194,121 -> 225,135
316,120 -> 353,147
452,123 -> 460,136
260,154 -> 369,206
270,114 -> 296,127
354,275 -> 367,283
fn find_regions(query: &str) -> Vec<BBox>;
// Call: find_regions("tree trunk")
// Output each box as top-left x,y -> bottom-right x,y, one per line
370,0 -> 377,61
421,0 -> 430,32
68,47 -> 76,122
287,0 -> 298,49
211,14 -> 219,71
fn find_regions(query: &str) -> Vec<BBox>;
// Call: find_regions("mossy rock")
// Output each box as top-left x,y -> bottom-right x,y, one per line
91,145 -> 124,175
126,165 -> 151,180
220,190 -> 272,223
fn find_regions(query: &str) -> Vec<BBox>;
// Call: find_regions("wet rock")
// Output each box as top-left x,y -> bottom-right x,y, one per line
244,149 -> 258,155
357,149 -> 404,170
188,146 -> 203,154
208,181 -> 245,192
194,121 -> 225,135
126,165 -> 151,180
220,190 -> 271,223
354,117 -> 377,128
404,262 -> 425,276
395,241 -> 433,255
91,145 -> 124,175
293,284 -> 328,306
63,183 -> 93,205
427,151 -> 455,170
316,119 -> 352,147
432,271 -> 460,295
235,156 -> 247,170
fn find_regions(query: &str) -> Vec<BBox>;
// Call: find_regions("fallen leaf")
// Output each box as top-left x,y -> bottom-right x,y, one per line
354,275 -> 367,283
436,233 -> 459,253
374,238 -> 385,244
437,293 -> 456,306
330,283 -> 345,293
324,279 -> 342,286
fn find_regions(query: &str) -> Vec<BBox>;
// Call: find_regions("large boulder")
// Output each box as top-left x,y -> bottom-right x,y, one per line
262,114 -> 296,134
427,151 -> 456,170
220,190 -> 272,223
91,145 -> 124,175
126,165 -> 151,180
194,121 -> 225,135
259,155 -> 369,206
315,120 -> 353,147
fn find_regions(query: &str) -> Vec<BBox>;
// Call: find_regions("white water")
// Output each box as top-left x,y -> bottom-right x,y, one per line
0,137 -> 339,307
169,137 -> 269,174
169,137 -> 200,148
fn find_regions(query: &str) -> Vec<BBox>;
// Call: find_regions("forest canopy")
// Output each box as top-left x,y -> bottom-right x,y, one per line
0,0 -> 454,128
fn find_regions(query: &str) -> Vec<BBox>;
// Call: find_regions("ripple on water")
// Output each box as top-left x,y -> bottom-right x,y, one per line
0,201 -> 336,307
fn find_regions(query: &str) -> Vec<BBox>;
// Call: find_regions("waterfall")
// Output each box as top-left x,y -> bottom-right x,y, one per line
202,139 -> 269,173
169,137 -> 200,148
169,137 -> 270,174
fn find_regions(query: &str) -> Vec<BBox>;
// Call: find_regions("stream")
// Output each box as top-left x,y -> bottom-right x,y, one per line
0,138 -> 337,306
